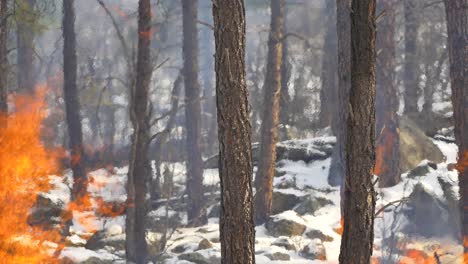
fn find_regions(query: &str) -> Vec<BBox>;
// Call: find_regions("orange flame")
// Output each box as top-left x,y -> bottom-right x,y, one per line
398,249 -> 437,264
0,88 -> 62,263
374,126 -> 397,176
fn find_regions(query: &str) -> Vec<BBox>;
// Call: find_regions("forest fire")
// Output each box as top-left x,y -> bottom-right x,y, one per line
0,88 -> 61,263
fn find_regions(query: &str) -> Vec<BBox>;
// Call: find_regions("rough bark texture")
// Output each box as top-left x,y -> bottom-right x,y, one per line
375,0 -> 400,187
328,0 -> 351,188
338,0 -> 377,263
443,0 -> 467,257
182,0 -> 207,227
319,0 -> 338,129
254,0 -> 285,225
126,0 -> 152,262
212,0 -> 255,262
17,0 -> 36,92
0,0 -> 8,127
403,0 -> 420,114
279,6 -> 291,127
62,0 -> 87,199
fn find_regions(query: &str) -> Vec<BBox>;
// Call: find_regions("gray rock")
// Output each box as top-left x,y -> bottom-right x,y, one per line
294,197 -> 333,216
272,237 -> 297,251
407,162 -> 437,178
171,244 -> 189,253
265,252 -> 291,261
198,239 -> 213,250
305,229 -> 333,242
80,257 -> 115,264
179,252 -> 212,264
266,216 -> 306,237
300,240 -> 327,260
271,192 -> 303,215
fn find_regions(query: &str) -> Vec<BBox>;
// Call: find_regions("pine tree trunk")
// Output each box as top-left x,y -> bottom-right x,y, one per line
403,0 -> 420,114
0,0 -> 8,128
62,0 -> 87,200
319,0 -> 338,129
279,6 -> 291,128
212,0 -> 255,262
182,0 -> 207,227
339,0 -> 377,262
375,0 -> 400,187
254,0 -> 285,225
328,0 -> 351,188
126,0 -> 152,262
443,0 -> 468,258
17,0 -> 36,92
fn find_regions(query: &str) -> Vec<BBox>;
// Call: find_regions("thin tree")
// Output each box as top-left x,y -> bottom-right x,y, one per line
375,0 -> 400,187
16,0 -> 36,91
0,0 -> 8,128
62,0 -> 87,199
254,0 -> 285,225
339,0 -> 377,262
181,0 -> 207,226
212,0 -> 255,262
126,0 -> 152,262
403,0 -> 420,114
443,0 -> 467,257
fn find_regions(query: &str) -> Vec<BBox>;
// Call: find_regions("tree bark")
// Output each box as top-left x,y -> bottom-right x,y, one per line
443,0 -> 468,258
403,0 -> 420,114
0,0 -> 8,128
328,0 -> 351,188
254,0 -> 285,225
17,0 -> 36,92
375,0 -> 400,187
338,0 -> 377,263
126,0 -> 152,262
319,0 -> 338,129
62,0 -> 87,200
182,0 -> 207,227
279,5 -> 291,128
212,0 -> 255,263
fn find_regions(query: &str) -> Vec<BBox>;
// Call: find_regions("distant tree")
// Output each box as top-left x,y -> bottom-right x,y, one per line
0,0 -> 8,128
126,0 -> 152,262
62,0 -> 87,199
279,5 -> 291,128
181,0 -> 207,227
212,0 -> 255,262
16,0 -> 36,91
255,0 -> 285,225
443,0 -> 467,258
403,0 -> 420,114
339,0 -> 377,262
375,0 -> 400,187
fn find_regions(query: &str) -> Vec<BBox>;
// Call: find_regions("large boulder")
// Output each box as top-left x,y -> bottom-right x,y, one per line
266,215 -> 306,237
294,196 -> 333,216
399,116 -> 444,173
300,239 -> 327,260
271,237 -> 297,251
265,252 -> 291,261
179,252 -> 219,264
271,192 -> 304,215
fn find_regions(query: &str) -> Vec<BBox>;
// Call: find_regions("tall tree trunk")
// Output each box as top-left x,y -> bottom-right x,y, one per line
339,0 -> 376,262
328,0 -> 351,188
62,0 -> 87,199
212,0 -> 255,262
319,0 -> 338,129
0,0 -> 8,128
17,0 -> 36,92
279,5 -> 291,128
443,0 -> 468,258
403,0 -> 420,114
254,0 -> 285,225
182,0 -> 207,227
126,0 -> 152,262
375,0 -> 400,187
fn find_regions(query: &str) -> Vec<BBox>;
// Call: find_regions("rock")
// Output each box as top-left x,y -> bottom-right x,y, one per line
407,162 -> 437,178
198,239 -> 213,250
294,197 -> 333,216
265,252 -> 291,261
81,257 -> 114,264
85,231 -> 107,250
171,244 -> 188,253
305,229 -> 333,242
399,116 -> 445,172
210,237 -> 220,243
178,252 -> 211,264
272,237 -> 297,251
266,216 -> 306,237
146,214 -> 182,233
300,239 -> 327,260
271,192 -> 303,215
405,112 -> 452,138
27,194 -> 63,227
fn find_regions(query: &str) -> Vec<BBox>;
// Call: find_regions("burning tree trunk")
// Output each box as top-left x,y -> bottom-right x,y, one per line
318,0 -> 338,129
126,0 -> 152,262
62,0 -> 87,199
328,0 -> 351,188
254,0 -> 285,225
17,0 -> 36,92
212,0 -> 255,262
339,0 -> 376,262
403,0 -> 420,114
181,0 -> 207,226
375,0 -> 400,187
0,0 -> 8,128
443,0 -> 468,258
